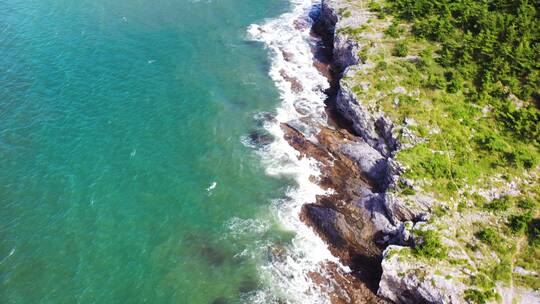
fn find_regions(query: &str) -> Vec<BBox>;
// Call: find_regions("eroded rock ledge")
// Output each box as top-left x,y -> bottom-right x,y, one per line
283,1 -> 442,303
279,1 -> 540,303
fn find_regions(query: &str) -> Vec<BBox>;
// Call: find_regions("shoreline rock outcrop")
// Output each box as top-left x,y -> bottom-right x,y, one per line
288,1 -> 446,302
288,1 -> 540,303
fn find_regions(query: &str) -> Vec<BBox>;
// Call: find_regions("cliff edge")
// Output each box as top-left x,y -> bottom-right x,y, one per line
293,0 -> 540,303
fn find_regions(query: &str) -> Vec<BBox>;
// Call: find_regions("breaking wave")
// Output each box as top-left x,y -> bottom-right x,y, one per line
236,1 -> 347,303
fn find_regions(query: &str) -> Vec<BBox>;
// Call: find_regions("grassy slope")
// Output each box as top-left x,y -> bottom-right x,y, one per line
336,0 -> 539,301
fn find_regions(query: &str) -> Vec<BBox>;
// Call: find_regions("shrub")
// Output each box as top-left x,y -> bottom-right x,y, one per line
392,41 -> 408,57
475,133 -> 508,153
447,102 -> 478,125
457,201 -> 466,213
504,146 -> 537,169
402,187 -> 416,195
508,212 -> 533,234
471,193 -> 487,207
376,61 -> 388,71
491,259 -> 512,282
415,125 -> 429,137
338,8 -> 352,18
497,104 -> 540,145
368,1 -> 389,19
385,22 -> 402,38
446,78 -> 462,93
399,95 -> 419,105
414,229 -> 447,258
528,218 -> 540,247
419,48 -> 435,67
426,73 -> 446,90
336,26 -> 365,37
517,197 -> 537,210
423,153 -> 451,179
443,71 -> 463,93
475,227 -> 501,247
469,273 -> 495,290
483,196 -> 511,212
464,289 -> 498,304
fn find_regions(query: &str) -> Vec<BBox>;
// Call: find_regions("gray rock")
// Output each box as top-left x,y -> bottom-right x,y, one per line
334,33 -> 361,71
336,82 -> 399,157
379,246 -> 466,304
383,193 -> 432,224
301,203 -> 383,260
313,3 -> 465,303
341,140 -> 388,185
352,188 -> 398,239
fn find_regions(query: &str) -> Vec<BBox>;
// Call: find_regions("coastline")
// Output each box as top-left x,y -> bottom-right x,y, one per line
255,0 -> 540,303
250,0 -> 401,302
248,1 -> 350,303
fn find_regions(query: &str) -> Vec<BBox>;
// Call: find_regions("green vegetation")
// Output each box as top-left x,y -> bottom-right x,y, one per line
336,25 -> 368,38
392,41 -> 408,57
518,197 -> 537,210
476,227 -> 501,247
368,0 -> 390,19
384,21 -> 403,38
508,212 -> 533,234
475,226 -> 514,255
348,1 -> 539,201
464,288 -> 499,304
386,0 -> 540,117
340,0 -> 540,296
483,195 -> 511,212
413,229 -> 447,258
338,7 -> 352,18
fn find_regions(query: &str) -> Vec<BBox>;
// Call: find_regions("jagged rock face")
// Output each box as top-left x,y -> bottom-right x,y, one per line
300,187 -> 399,266
336,79 -> 399,157
301,202 -> 383,264
313,2 -> 453,304
383,193 -> 432,225
281,123 -> 400,265
379,246 -> 467,304
333,35 -> 360,72
340,140 -> 389,188
315,1 -> 338,38
318,0 -> 399,157
309,262 -> 390,304
319,0 -> 364,72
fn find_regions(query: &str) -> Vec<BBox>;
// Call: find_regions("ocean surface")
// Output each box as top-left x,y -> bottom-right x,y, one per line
1,0 -> 335,303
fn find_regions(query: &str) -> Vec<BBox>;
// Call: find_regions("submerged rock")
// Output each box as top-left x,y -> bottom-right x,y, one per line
199,244 -> 227,266
238,276 -> 259,293
248,130 -> 274,146
253,111 -> 276,126
279,69 -> 304,93
210,298 -> 228,304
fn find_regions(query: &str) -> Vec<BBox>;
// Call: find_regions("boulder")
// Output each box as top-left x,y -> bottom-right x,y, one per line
378,246 -> 467,304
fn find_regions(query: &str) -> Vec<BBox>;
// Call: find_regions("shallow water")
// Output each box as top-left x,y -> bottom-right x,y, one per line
0,0 -> 307,303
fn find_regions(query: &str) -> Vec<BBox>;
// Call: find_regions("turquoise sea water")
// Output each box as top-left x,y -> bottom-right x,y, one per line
0,0 -> 297,303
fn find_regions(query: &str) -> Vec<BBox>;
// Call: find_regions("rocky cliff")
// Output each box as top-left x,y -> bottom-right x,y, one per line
297,1 -> 540,303
295,1 -> 458,303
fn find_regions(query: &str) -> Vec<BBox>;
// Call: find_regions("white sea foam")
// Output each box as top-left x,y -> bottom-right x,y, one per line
227,217 -> 271,239
206,181 -> 217,191
242,1 -> 346,303
0,248 -> 15,264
